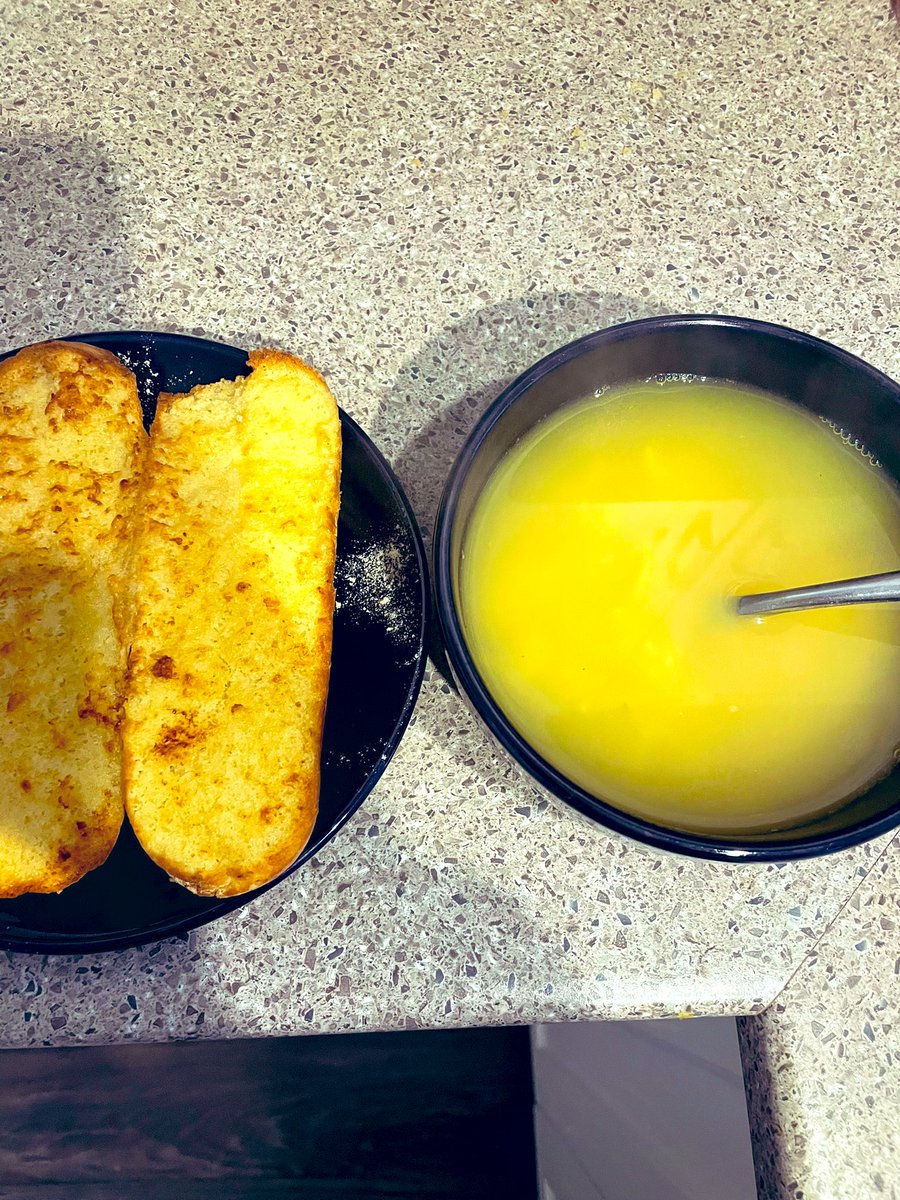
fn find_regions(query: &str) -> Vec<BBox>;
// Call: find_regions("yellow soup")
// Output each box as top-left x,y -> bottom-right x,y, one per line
461,381 -> 900,834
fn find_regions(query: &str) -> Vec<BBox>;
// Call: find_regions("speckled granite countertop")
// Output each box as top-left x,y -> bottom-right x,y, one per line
740,841 -> 900,1199
2,0 -> 899,1190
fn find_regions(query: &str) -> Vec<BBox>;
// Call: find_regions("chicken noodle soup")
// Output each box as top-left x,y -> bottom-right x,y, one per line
461,381 -> 900,834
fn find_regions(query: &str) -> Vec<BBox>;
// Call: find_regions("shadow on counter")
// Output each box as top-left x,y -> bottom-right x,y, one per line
736,1012 -> 785,1199
0,131 -> 136,343
371,289 -> 670,684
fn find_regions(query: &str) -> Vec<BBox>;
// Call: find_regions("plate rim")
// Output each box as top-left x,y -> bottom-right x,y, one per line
0,330 -> 429,954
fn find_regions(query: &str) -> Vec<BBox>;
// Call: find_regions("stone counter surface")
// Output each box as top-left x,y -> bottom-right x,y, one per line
740,843 -> 900,1199
2,0 -> 899,1193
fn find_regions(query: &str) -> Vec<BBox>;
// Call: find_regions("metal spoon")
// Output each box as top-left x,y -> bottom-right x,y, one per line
737,570 -> 900,617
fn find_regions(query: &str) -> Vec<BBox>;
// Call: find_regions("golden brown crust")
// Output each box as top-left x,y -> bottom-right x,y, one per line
0,339 -> 132,376
124,348 -> 341,897
0,341 -> 147,895
246,346 -> 330,387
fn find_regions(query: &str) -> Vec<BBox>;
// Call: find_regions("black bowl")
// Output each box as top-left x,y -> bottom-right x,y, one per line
434,314 -> 900,862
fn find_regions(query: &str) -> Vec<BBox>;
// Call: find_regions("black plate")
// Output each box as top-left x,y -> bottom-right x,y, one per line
0,331 -> 427,952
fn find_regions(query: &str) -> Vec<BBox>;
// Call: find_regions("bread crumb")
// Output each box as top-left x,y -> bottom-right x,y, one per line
335,532 -> 416,649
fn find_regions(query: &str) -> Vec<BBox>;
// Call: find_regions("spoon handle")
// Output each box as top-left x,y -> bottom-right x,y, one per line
737,570 -> 900,616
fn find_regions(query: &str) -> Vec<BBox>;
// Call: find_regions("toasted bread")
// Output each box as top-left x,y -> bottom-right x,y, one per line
0,340 -> 147,896
124,349 -> 341,897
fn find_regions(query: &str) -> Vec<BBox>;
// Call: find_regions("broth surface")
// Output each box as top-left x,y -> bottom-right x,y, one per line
461,381 -> 900,833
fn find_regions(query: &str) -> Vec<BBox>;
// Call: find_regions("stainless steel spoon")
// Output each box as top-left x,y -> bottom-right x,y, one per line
738,570 -> 900,617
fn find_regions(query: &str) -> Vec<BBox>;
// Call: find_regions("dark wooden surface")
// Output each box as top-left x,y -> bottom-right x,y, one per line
0,1026 -> 536,1199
